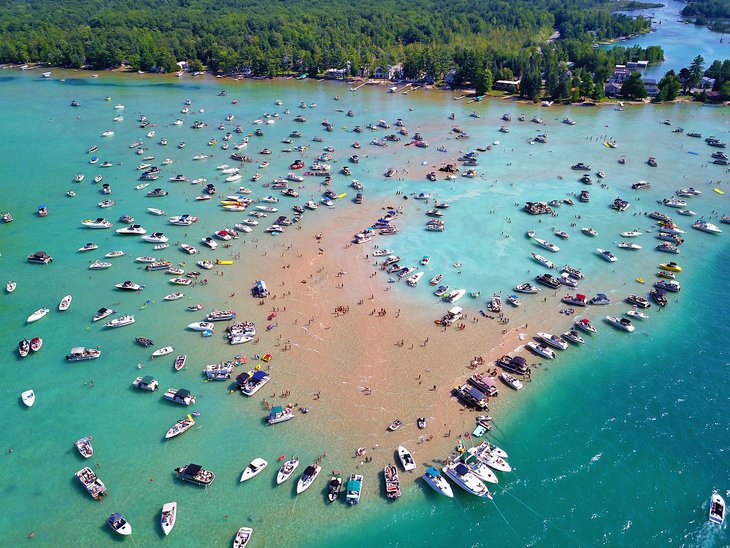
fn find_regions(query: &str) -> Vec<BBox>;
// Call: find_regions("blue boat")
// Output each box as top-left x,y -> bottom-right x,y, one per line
345,473 -> 363,505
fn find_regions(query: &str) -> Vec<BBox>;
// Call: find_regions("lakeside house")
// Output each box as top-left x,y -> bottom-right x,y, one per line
373,64 -> 403,80
494,79 -> 521,93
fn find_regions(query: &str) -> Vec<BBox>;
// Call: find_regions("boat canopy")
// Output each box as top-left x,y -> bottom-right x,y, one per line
271,405 -> 283,414
303,465 -> 317,476
426,466 -> 439,476
347,479 -> 362,490
448,306 -> 463,315
70,347 -> 86,354
184,464 -> 202,475
252,370 -> 268,381
479,377 -> 496,387
176,389 -> 191,398
141,375 -> 155,383
576,293 -> 586,300
511,356 -> 527,367
468,387 -> 486,401
235,372 -> 251,385
455,463 -> 470,475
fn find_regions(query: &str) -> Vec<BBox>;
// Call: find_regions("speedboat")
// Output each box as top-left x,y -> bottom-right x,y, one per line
115,280 -> 143,291
18,338 -> 31,358
384,464 -> 401,499
709,490 -> 726,525
442,462 -> 491,498
626,309 -> 649,319
460,449 -> 499,484
76,436 -> 94,458
175,463 -> 216,486
605,315 -> 635,332
531,253 -> 555,269
187,321 -> 214,331
132,375 -> 159,391
618,242 -> 641,250
82,218 -> 112,229
397,445 -> 416,472
421,466 -> 454,498
534,238 -> 560,252
107,513 -> 132,536
537,332 -> 568,350
165,416 -> 195,438
164,292 -> 185,301
514,283 -> 540,294
659,262 -> 681,272
58,295 -> 73,311
596,248 -> 616,262
160,502 -> 177,536
92,307 -> 116,322
626,294 -> 651,309
327,476 -> 343,502
233,527 -> 253,548
621,230 -> 642,238
153,346 -> 175,358
240,458 -> 268,482
163,387 -> 196,405
27,307 -> 49,323
142,232 -> 169,243
276,458 -> 300,485
21,389 -> 35,407
526,341 -> 555,359
78,243 -> 98,252
76,466 -> 107,500
500,372 -> 523,390
116,224 -> 147,235
562,330 -> 585,344
266,405 -> 294,423
104,315 -> 135,328
575,318 -> 598,333
6,280 -> 16,293
692,220 -> 723,234
296,463 -> 322,494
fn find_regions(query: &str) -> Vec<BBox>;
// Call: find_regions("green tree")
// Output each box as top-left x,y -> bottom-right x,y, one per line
474,68 -> 493,95
579,70 -> 594,99
621,71 -> 647,99
687,55 -> 705,90
653,70 -> 681,102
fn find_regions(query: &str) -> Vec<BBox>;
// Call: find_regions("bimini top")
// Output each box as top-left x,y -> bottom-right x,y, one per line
270,405 -> 283,415
252,370 -> 268,381
468,387 -> 486,401
426,466 -> 440,476
454,463 -> 470,476
511,356 -> 527,367
183,463 -> 202,475
347,478 -> 362,490
302,465 -> 317,476
141,375 -> 155,384
176,389 -> 191,399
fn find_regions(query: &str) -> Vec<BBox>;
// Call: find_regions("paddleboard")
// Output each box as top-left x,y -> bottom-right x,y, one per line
714,188 -> 725,195
472,424 -> 487,437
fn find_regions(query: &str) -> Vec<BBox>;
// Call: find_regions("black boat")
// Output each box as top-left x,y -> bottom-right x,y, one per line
135,337 -> 154,347
327,476 -> 342,503
175,463 -> 215,486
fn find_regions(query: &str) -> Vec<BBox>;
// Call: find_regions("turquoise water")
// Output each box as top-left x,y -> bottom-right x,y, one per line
1,70 -> 729,546
609,0 -> 730,77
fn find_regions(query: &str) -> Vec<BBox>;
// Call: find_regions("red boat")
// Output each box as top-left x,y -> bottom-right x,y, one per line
290,160 -> 305,169
30,337 -> 43,352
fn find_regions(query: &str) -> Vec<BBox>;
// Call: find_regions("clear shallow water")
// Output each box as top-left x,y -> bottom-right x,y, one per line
609,0 -> 730,77
1,71 -> 729,546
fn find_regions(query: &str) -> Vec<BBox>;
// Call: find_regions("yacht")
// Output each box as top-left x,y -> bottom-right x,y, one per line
421,466 -> 454,498
500,372 -> 523,390
514,283 -> 540,294
175,463 -> 215,486
442,462 -> 491,498
531,253 -> 555,269
115,280 -> 143,291
526,341 -> 556,359
534,238 -> 560,253
575,318 -> 598,333
562,329 -> 585,344
104,315 -> 136,328
116,224 -> 147,235
692,220 -> 722,234
605,315 -> 635,332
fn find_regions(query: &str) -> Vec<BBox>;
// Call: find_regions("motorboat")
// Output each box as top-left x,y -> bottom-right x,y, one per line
174,355 -> 187,371
596,248 -> 617,262
116,224 -> 147,235
461,449 -> 499,484
76,466 -> 107,500
233,527 -> 253,548
105,250 -> 125,258
66,346 -> 102,361
142,232 -> 169,243
442,462 -> 491,498
534,238 -> 560,253
589,293 -> 611,305
21,389 -> 35,407
659,262 -> 681,272
397,445 -> 416,472
18,338 -> 31,358
160,502 -> 177,536
27,307 -> 49,323
164,292 -> 185,301
626,309 -> 649,319
132,375 -> 159,391
535,274 -> 562,289
165,416 -> 196,439
605,315 -> 635,332
237,370 -> 270,396
92,307 -> 116,322
104,315 -> 136,328
526,341 -> 555,359
266,405 -> 294,424
115,280 -> 143,291
327,476 -> 342,502
709,490 -> 726,525
82,218 -> 112,229
421,466 -> 454,498
562,329 -> 585,344
187,321 -> 214,332
654,279 -> 681,292
75,436 -> 94,458
575,318 -> 598,333
58,294 -> 73,311
531,253 -> 555,269
384,464 -> 401,499
276,458 -> 300,485
692,220 -> 722,234
621,230 -> 642,238
514,283 -> 540,294
163,387 -> 196,406
345,473 -> 364,505
626,294 -> 651,309
240,458 -> 268,482
618,242 -> 641,250
175,463 -> 215,486
537,332 -> 568,350
78,243 -> 98,252
500,372 -> 523,390
153,346 -> 175,358
296,463 -> 322,494
29,337 -> 42,352
582,227 -> 598,237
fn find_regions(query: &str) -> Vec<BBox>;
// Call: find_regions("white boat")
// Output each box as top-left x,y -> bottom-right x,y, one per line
621,230 -> 642,238
709,490 -> 726,525
153,346 -> 174,357
105,250 -> 125,258
78,243 -> 98,252
276,458 -> 300,484
115,280 -> 143,291
6,281 -> 16,293
188,322 -> 215,331
531,253 -> 555,269
397,445 -> 416,472
75,436 -> 94,458
596,248 -> 617,262
27,307 -> 49,323
693,220 -> 723,234
116,225 -> 147,235
406,272 -> 423,286
164,292 -> 185,301
526,341 -> 555,359
421,466 -> 454,498
605,315 -> 635,332
58,295 -> 73,311
165,416 -> 195,438
618,242 -> 642,250
626,309 -> 649,319
92,307 -> 116,322
89,260 -> 112,270
132,375 -> 159,391
82,218 -> 113,229
442,462 -> 491,498
160,502 -> 177,536
296,463 -> 322,494
444,289 -> 466,303
501,372 -> 523,390
537,332 -> 568,350
240,458 -> 268,482
534,238 -> 560,252
233,527 -> 253,548
180,244 -> 198,254
104,315 -> 135,328
477,448 -> 513,473
21,389 -> 35,407
575,317 -> 598,333
148,207 -> 165,216
142,232 -> 169,243
461,449 -> 499,484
